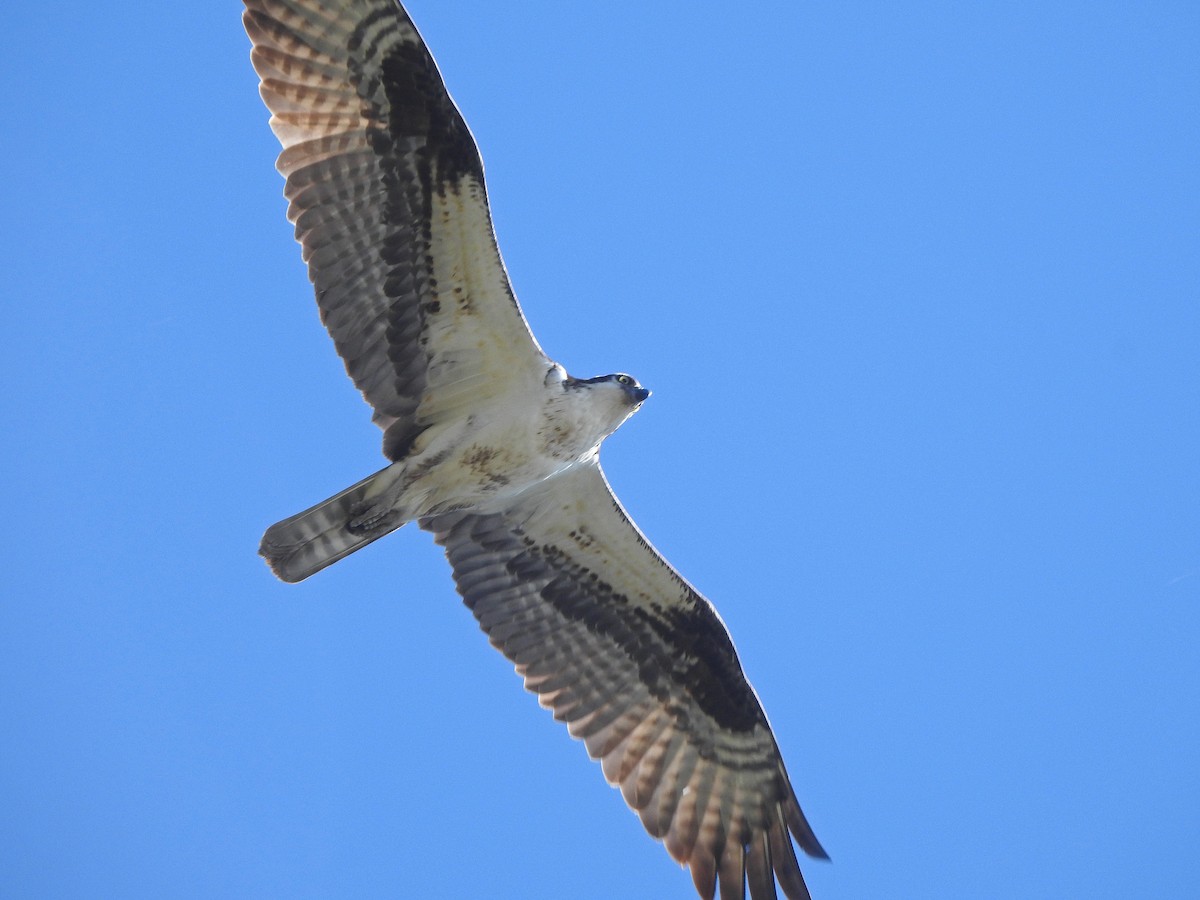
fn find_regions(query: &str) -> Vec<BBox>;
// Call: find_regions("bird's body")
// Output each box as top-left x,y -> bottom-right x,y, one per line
243,1 -> 827,896
262,364 -> 648,583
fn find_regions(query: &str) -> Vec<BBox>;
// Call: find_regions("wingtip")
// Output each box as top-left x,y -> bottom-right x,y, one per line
783,794 -> 829,861
795,818 -> 831,863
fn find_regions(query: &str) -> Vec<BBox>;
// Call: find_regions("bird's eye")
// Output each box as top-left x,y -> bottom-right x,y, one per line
616,375 -> 632,386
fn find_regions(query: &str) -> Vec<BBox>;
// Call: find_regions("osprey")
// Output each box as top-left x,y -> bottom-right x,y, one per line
244,1 -> 827,897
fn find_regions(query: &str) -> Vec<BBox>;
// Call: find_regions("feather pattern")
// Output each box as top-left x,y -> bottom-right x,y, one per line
244,0 -> 547,458
423,463 -> 827,899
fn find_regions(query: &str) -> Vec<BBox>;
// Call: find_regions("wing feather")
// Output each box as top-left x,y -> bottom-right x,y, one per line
244,0 -> 547,452
719,840 -> 747,900
422,462 -> 827,900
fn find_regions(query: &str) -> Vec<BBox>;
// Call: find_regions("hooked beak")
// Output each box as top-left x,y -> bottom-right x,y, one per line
629,386 -> 651,404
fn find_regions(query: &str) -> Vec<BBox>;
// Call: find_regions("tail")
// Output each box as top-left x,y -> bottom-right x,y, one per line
260,465 -> 409,583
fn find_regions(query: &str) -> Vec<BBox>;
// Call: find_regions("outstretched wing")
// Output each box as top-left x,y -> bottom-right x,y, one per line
243,0 -> 549,459
423,463 -> 827,900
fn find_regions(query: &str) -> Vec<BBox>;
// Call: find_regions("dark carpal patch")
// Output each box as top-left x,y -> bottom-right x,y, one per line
429,510 -> 768,737
377,40 -> 483,187
537,548 -> 768,736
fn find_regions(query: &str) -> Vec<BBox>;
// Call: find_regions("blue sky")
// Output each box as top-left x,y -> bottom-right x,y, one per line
2,2 -> 1198,898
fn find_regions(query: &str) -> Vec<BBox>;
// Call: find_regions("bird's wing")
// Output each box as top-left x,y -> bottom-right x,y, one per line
243,0 -> 549,458
422,462 -> 827,900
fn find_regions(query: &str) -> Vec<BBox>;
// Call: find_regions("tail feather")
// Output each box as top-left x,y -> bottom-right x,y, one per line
260,465 -> 408,583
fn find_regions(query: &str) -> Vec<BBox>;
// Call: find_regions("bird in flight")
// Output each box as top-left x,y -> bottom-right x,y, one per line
243,1 -> 827,896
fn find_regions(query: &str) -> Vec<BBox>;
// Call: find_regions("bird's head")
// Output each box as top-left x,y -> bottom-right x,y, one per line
609,372 -> 651,406
567,372 -> 650,407
550,365 -> 650,405
551,368 -> 651,445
